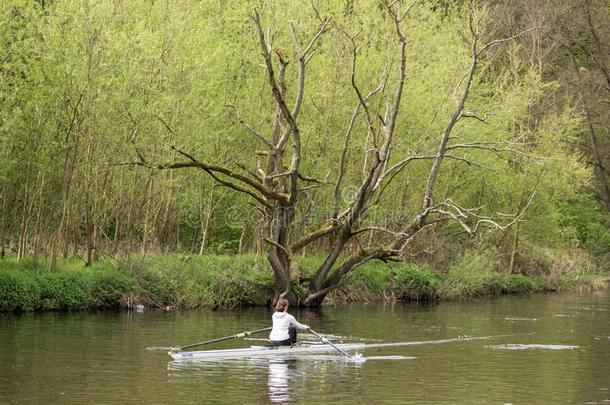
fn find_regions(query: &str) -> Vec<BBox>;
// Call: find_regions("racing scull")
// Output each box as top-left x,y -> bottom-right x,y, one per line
169,343 -> 365,360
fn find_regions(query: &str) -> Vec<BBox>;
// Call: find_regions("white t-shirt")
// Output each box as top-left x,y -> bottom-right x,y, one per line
269,312 -> 307,341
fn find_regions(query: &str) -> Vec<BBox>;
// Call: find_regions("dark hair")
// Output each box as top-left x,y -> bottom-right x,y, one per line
275,298 -> 289,312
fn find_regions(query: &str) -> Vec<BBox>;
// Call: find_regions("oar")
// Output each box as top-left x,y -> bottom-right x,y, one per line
147,327 -> 272,352
307,328 -> 353,359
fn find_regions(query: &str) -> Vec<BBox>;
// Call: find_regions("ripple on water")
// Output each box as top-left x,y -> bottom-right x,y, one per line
486,344 -> 579,350
580,306 -> 609,312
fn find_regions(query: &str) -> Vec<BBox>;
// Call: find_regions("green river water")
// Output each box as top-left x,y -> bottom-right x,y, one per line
1,289 -> 609,404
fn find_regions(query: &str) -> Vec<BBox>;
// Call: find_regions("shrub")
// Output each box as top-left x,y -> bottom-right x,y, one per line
198,255 -> 273,308
88,270 -> 135,308
37,272 -> 90,310
121,254 -> 274,309
501,274 -> 535,294
519,244 -> 600,279
331,262 -> 392,302
352,264 -> 391,292
559,198 -> 610,257
392,264 -> 440,300
0,270 -> 40,312
438,250 -> 503,299
559,272 -> 607,291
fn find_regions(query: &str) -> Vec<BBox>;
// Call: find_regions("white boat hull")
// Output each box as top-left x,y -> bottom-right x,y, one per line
169,343 -> 366,360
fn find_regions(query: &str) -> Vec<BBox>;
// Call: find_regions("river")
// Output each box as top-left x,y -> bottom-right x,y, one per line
1,290 -> 609,404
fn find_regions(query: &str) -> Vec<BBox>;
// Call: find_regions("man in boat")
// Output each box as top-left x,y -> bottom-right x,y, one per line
269,298 -> 309,346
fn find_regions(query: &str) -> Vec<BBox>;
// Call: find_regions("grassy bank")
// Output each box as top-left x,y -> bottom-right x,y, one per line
0,250 -> 607,312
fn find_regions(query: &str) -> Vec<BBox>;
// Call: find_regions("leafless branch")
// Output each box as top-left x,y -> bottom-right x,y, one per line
432,208 -> 474,234
351,226 -> 403,236
478,27 -> 540,56
290,222 -> 336,252
201,168 -> 271,208
334,82 -> 384,215
298,172 -> 329,184
429,181 -> 538,237
226,103 -> 275,148
461,111 -> 490,123
166,145 -> 288,203
254,11 -> 302,203
154,113 -> 175,136
264,237 -> 291,255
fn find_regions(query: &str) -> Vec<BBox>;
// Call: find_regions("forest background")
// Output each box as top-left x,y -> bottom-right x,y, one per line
0,0 -> 608,310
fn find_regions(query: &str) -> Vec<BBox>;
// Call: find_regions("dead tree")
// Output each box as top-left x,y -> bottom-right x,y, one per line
144,2 -> 537,306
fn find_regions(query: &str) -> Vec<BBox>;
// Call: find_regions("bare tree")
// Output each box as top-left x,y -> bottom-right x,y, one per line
141,2 -> 537,306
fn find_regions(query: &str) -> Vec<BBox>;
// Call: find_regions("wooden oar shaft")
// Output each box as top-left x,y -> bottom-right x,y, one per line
308,328 -> 352,359
177,327 -> 272,351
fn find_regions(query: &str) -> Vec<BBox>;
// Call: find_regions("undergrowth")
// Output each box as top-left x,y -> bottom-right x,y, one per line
0,248 -> 605,312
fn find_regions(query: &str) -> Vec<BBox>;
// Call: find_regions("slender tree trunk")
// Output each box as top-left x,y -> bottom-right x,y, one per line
113,214 -> 121,253
189,227 -> 199,253
0,191 -> 6,260
160,172 -> 173,250
584,0 -> 610,92
175,208 -> 181,251
32,173 -> 45,264
141,174 -> 153,254
238,221 -> 247,254
198,189 -> 214,255
17,193 -> 28,261
571,53 -> 610,210
85,214 -> 93,266
508,223 -> 519,274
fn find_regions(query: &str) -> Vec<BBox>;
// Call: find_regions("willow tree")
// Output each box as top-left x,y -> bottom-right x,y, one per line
136,1 -> 538,306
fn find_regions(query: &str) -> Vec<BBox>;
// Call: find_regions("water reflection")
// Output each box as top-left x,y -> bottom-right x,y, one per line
167,354 -> 365,404
267,359 -> 295,403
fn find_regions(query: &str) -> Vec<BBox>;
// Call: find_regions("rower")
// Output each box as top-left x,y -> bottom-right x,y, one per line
269,298 -> 309,347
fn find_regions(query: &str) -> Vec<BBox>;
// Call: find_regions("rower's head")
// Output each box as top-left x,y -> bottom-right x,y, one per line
275,298 -> 289,312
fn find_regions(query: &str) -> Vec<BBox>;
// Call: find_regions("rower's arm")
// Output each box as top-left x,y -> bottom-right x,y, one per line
289,315 -> 308,330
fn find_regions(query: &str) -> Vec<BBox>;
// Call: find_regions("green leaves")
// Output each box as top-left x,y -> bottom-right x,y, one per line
0,0 -> 605,276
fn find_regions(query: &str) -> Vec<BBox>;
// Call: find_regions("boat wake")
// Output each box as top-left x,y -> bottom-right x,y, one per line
486,344 -> 579,350
362,333 -> 525,350
337,353 -> 416,363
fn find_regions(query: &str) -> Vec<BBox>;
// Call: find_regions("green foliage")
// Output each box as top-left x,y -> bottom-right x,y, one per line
121,254 -> 273,309
501,274 -> 536,294
392,264 -> 440,300
439,250 -> 504,298
87,270 -> 135,309
1,0 -> 604,268
559,197 -> 610,257
38,272 -> 90,310
347,262 -> 391,293
517,243 -> 601,278
559,272 -> 607,291
333,262 -> 391,302
0,252 -> 606,312
0,269 -> 40,312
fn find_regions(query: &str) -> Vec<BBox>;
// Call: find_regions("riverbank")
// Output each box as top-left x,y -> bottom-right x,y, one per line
0,251 -> 607,312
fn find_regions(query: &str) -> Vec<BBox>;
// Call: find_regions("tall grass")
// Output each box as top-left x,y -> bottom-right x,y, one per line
120,254 -> 274,309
